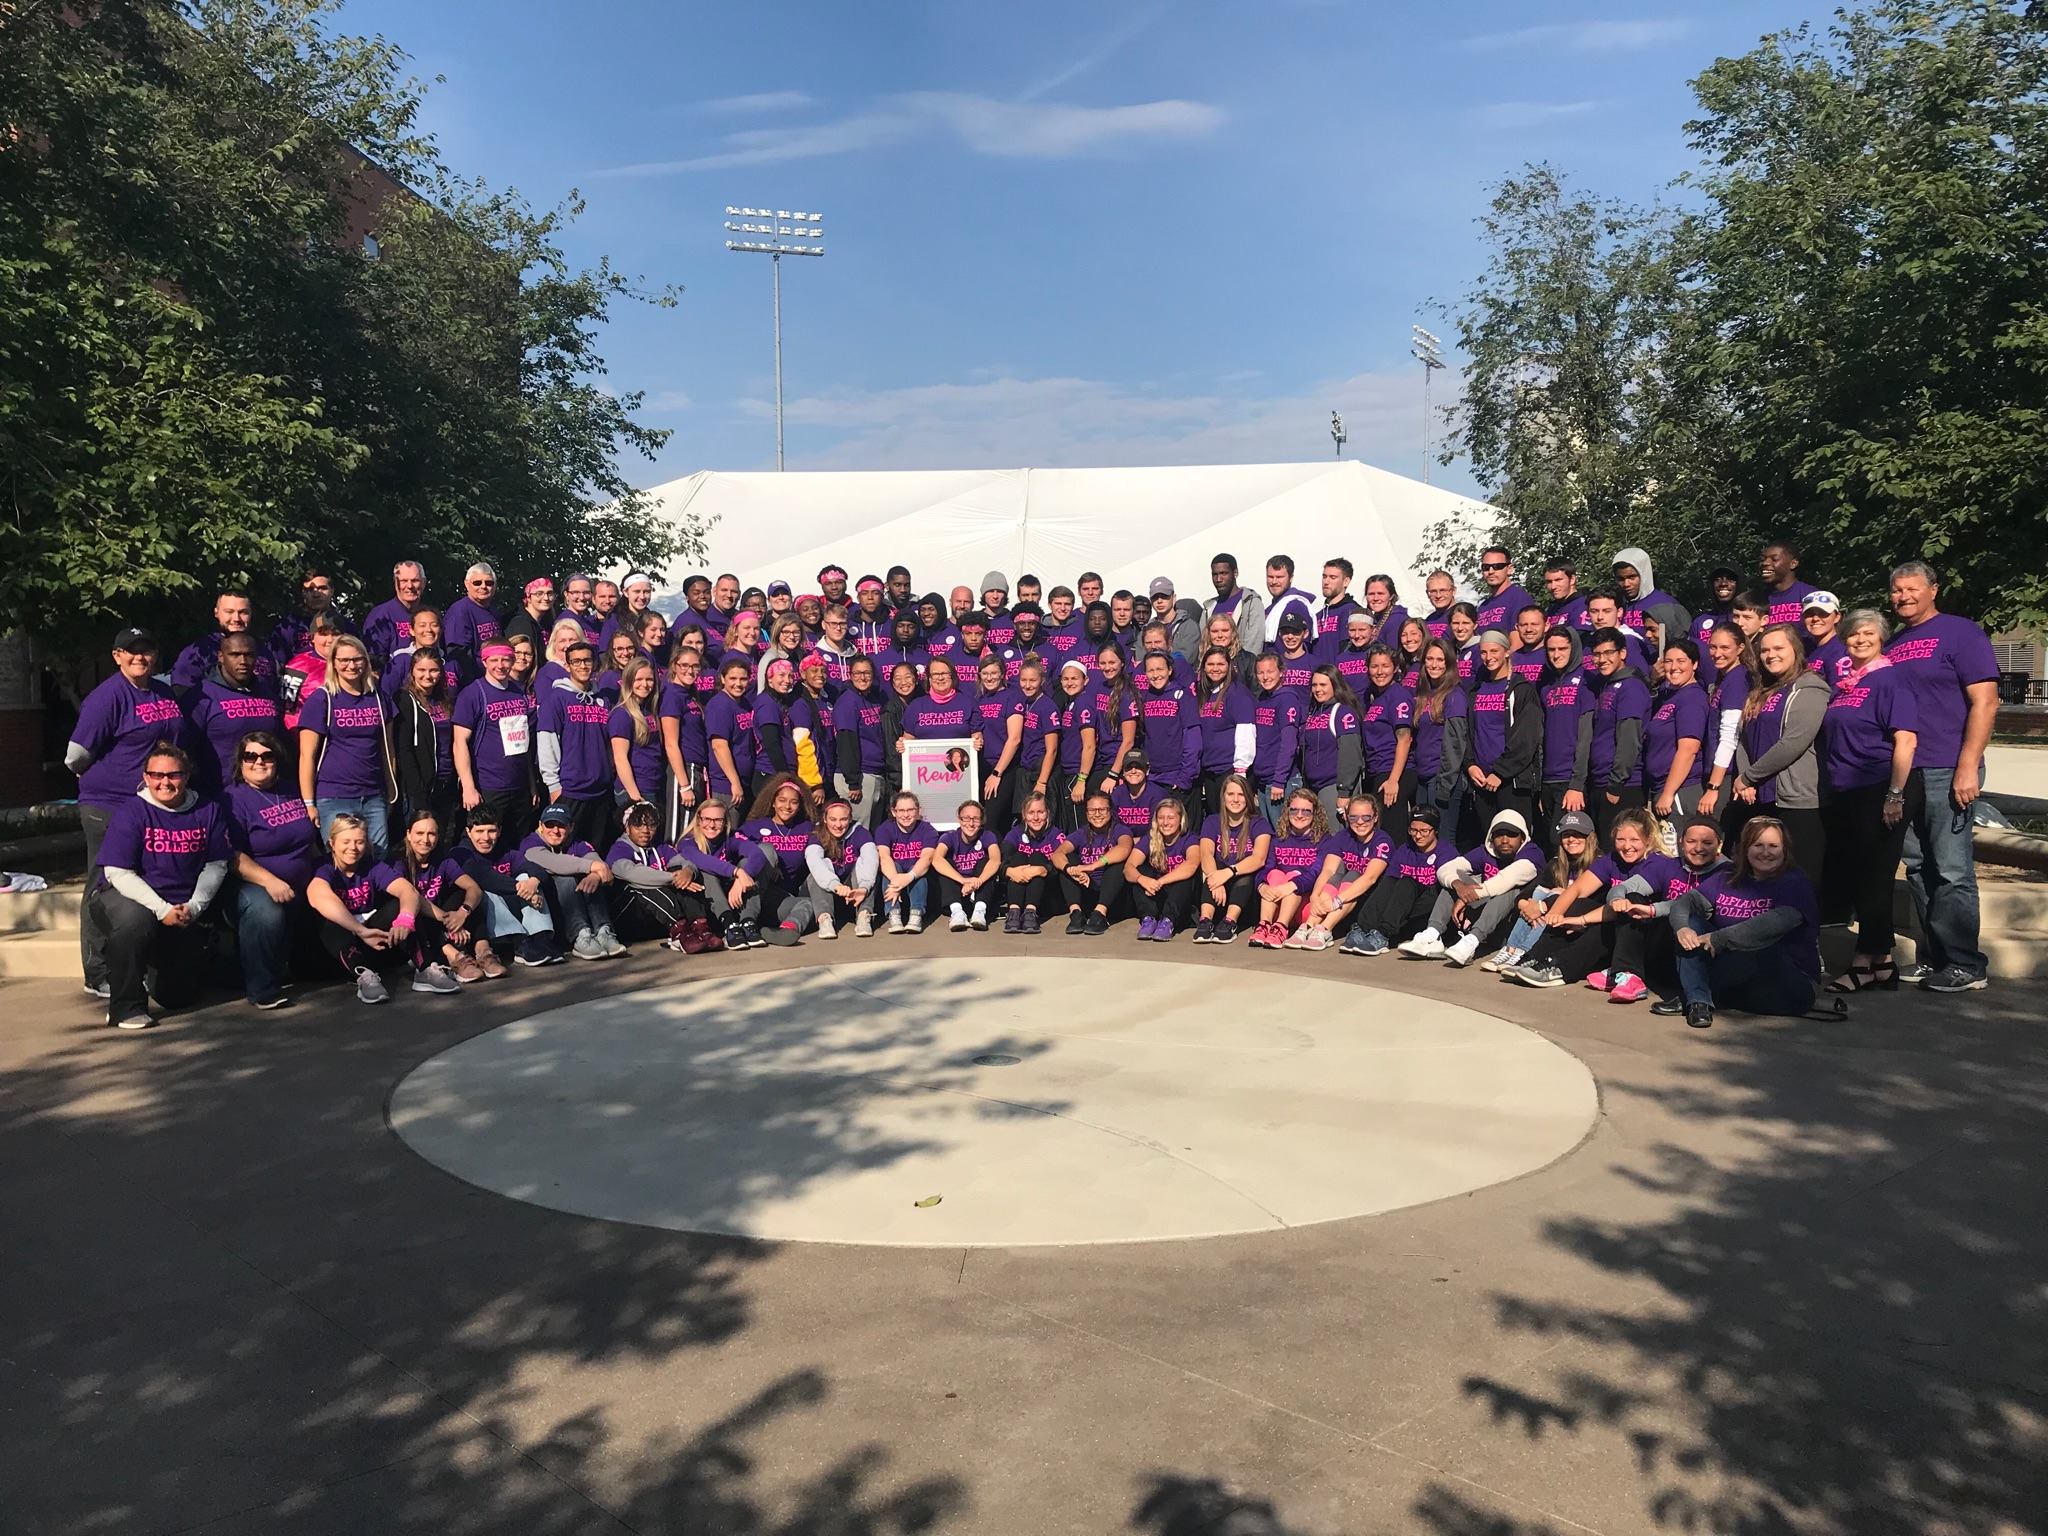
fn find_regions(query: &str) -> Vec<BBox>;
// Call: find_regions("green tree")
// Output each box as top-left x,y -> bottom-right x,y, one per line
0,0 -> 697,652
1679,0 -> 2048,629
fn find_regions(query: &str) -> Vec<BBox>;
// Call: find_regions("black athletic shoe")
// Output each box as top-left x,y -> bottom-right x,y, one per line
1085,911 -> 1108,936
1193,917 -> 1215,944
1021,908 -> 1041,934
1685,1002 -> 1715,1030
1648,996 -> 1685,1017
1003,907 -> 1023,934
1066,910 -> 1088,936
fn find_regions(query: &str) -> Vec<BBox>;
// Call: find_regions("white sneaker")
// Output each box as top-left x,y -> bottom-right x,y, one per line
596,926 -> 628,958
1398,929 -> 1446,960
948,904 -> 968,932
411,963 -> 462,994
1479,945 -> 1522,973
886,906 -> 907,934
571,931 -> 606,961
906,910 -> 924,934
970,901 -> 989,930
355,968 -> 389,1004
815,914 -> 837,940
112,1012 -> 156,1031
1444,934 -> 1481,967
854,909 -> 875,938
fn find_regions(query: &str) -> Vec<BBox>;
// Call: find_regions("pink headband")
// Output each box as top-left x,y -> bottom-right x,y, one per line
856,577 -> 883,592
481,642 -> 514,659
524,577 -> 553,594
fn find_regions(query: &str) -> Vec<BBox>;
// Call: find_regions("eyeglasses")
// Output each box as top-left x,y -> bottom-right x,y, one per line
143,769 -> 186,781
1480,561 -> 1509,572
239,751 -> 276,763
1289,806 -> 1315,817
1591,649 -> 1622,661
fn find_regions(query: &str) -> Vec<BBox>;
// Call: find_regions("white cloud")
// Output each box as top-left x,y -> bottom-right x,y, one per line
643,389 -> 694,414
593,92 -> 1221,177
1463,19 -> 1691,53
729,369 -> 1454,479
1475,100 -> 1601,129
699,90 -> 816,114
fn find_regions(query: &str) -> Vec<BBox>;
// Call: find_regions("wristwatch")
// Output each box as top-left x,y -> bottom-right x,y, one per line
1884,787 -> 1906,802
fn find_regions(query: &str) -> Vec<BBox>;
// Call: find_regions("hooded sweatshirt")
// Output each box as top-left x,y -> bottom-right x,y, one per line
1538,626 -> 1593,789
1434,809 -> 1541,898
537,673 -> 613,798
1610,546 -> 1693,658
96,786 -> 231,915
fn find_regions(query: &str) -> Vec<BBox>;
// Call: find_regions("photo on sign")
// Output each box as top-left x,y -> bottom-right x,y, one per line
900,737 -> 979,830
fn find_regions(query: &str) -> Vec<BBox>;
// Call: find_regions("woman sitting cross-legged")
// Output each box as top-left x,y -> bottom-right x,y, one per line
805,799 -> 878,939
1298,795 -> 1393,949
1482,811 -> 1599,975
1251,789 -> 1331,949
1661,814 -> 1821,1030
305,812 -> 462,1004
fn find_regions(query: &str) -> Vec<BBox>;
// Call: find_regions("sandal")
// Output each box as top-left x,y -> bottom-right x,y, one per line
1827,958 -> 1898,992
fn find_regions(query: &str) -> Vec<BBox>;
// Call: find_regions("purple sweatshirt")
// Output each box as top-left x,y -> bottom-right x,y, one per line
1250,687 -> 1302,785
1195,684 -> 1255,774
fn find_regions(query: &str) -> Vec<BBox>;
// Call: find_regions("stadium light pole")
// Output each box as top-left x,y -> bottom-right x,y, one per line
1330,411 -> 1347,459
1410,325 -> 1444,484
724,207 -> 825,471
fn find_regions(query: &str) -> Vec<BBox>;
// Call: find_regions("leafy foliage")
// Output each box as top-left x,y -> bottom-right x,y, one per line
0,0 -> 698,651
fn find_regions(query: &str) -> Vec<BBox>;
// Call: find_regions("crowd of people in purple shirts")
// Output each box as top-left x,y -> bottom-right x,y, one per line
66,537 -> 2002,1032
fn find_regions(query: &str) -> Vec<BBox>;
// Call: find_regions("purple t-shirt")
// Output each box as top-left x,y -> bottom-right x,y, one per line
1314,597 -> 1366,659
1320,826 -> 1393,882
186,679 -> 285,790
1200,813 -> 1272,870
878,816 -> 941,868
1195,684 -> 1254,773
659,683 -> 708,769
1697,868 -> 1821,980
902,690 -> 975,740
1548,593 -> 1591,631
313,859 -> 399,919
1110,780 -> 1163,837
442,596 -> 503,658
97,793 -> 231,903
1067,822 -> 1129,867
1132,826 -> 1199,873
72,674 -> 190,808
1764,580 -> 1818,628
1136,684 -> 1199,786
1806,635 -> 1851,686
1250,687 -> 1303,784
1298,701 -> 1359,790
361,598 -> 418,663
1644,683 -> 1709,788
1587,673 -> 1652,783
1385,840 -> 1444,888
1883,612 -> 1998,770
404,854 -> 469,907
1590,848 -> 1683,898
1706,666 -> 1750,773
1820,664 -> 1918,792
1331,647 -> 1375,693
607,705 -> 665,798
704,692 -> 758,797
1475,582 -> 1537,634
299,687 -> 390,797
937,826 -> 997,878
1054,693 -> 1099,774
1002,823 -> 1069,862
226,783 -> 322,888
1264,832 -> 1327,893
1413,686 -> 1467,780
1265,646 -> 1316,693
1013,690 -> 1060,772
830,689 -> 888,775
1360,683 -> 1415,776
738,816 -> 812,883
454,678 -> 535,795
1470,678 -> 1515,771
538,684 -> 613,798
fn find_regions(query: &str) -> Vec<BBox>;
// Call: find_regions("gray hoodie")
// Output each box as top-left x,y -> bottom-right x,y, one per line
1735,670 -> 1831,810
1609,545 -> 1692,655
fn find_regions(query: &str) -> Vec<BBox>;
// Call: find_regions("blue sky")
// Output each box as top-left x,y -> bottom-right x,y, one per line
338,0 -> 1829,495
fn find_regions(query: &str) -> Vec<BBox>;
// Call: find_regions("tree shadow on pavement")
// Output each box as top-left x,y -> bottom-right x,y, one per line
1,957 -> 1014,1533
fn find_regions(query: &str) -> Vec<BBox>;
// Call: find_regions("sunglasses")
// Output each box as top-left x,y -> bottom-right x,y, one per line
239,750 -> 276,763
1480,561 -> 1510,572
143,769 -> 186,781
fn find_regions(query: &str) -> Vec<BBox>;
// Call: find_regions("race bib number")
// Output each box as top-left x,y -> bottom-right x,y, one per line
497,711 -> 531,756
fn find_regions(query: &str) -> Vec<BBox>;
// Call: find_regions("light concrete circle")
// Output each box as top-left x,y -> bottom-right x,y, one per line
389,958 -> 1598,1248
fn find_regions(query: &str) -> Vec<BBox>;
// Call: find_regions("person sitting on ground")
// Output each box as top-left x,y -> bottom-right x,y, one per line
392,809 -> 495,982
876,790 -> 942,934
676,797 -> 768,949
1194,773 -> 1272,945
1298,795 -> 1393,949
1504,807 -> 1678,991
607,798 -> 712,947
306,811 -> 460,1004
1123,793 -> 1201,942
1250,789 -> 1330,949
517,803 -> 625,961
805,799 -> 878,940
1000,792 -> 1069,934
454,807 -> 559,966
1340,806 -> 1445,956
1397,809 -> 1541,968
1052,791 -> 1132,935
933,800 -> 1002,932
1663,814 -> 1821,1029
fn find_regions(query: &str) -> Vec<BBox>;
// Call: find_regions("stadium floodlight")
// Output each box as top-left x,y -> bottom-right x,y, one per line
1330,411 -> 1348,459
724,205 -> 828,471
1410,324 -> 1446,483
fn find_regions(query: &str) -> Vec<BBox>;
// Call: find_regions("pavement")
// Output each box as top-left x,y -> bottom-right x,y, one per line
5,929 -> 2045,1535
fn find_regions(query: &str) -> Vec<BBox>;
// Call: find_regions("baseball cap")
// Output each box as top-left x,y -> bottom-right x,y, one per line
1555,810 -> 1595,839
538,805 -> 573,828
1121,750 -> 1150,770
112,626 -> 158,654
1148,577 -> 1175,598
767,579 -> 792,597
1801,590 -> 1840,616
1277,610 -> 1310,633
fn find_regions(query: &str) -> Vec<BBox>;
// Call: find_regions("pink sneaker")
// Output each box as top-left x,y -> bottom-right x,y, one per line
1608,973 -> 1648,1004
1299,926 -> 1331,952
1280,923 -> 1308,949
1583,969 -> 1611,992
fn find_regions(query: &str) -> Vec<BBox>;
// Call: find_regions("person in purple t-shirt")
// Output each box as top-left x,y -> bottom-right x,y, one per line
305,810 -> 451,1004
1301,796 -> 1394,946
1249,790 -> 1330,947
1543,560 -> 1590,632
1473,546 -> 1537,635
224,730 -> 325,1008
1341,806 -> 1445,954
1123,793 -> 1201,941
1666,815 -> 1820,1028
442,563 -> 505,672
876,790 -> 942,932
933,799 -> 1002,930
1052,791 -> 1133,934
184,631 -> 285,793
999,793 -> 1070,933
362,559 -> 428,668
296,635 -> 395,861
454,641 -> 539,846
1194,775 -> 1272,944
1800,591 -> 1852,686
1135,651 -> 1201,793
87,743 -> 232,1028
1644,640 -> 1710,822
1758,539 -> 1819,627
1583,627 -> 1653,841
705,655 -> 759,804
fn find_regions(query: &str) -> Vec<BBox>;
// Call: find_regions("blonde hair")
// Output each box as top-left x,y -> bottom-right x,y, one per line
1147,795 -> 1188,868
327,635 -> 373,693
617,657 -> 656,747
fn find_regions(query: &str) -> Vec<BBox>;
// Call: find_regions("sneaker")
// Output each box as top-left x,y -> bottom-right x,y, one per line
1608,973 -> 1648,1004
970,901 -> 989,930
355,968 -> 389,1004
515,934 -> 554,966
1356,930 -> 1390,956
112,1012 -> 156,1030
1193,917 -> 1215,944
412,963 -> 463,994
571,931 -> 606,961
476,948 -> 508,979
906,911 -> 924,934
1478,945 -> 1522,973
747,922 -> 771,949
1136,917 -> 1159,941
1003,907 -> 1024,934
250,993 -> 288,1011
451,955 -> 485,984
1155,919 -> 1175,942
1248,921 -> 1273,949
1212,917 -> 1237,945
760,922 -> 800,947
1685,1001 -> 1715,1029
1507,962 -> 1566,988
1085,911 -> 1108,936
1897,961 -> 1934,983
1583,969 -> 1611,993
1281,924 -> 1309,949
1300,926 -> 1332,952
1065,910 -> 1088,936
1649,996 -> 1686,1017
854,909 -> 875,938
596,926 -> 628,958
886,906 -> 907,934
1021,908 -> 1041,934
1397,929 -> 1446,960
1444,934 -> 1481,967
816,914 -> 837,940
83,981 -> 112,1001
1923,966 -> 1988,993
1339,927 -> 1368,955
948,904 -> 968,932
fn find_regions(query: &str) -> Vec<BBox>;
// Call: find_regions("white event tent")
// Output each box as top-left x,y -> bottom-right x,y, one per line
639,461 -> 1495,607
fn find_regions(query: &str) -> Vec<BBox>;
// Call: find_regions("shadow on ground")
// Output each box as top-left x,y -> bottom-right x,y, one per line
1,960 -> 1024,1533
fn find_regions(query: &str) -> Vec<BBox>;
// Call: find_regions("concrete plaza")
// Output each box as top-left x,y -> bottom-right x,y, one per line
4,930 -> 2043,1534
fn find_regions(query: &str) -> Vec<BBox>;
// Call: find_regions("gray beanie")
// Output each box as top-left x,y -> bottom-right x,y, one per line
980,570 -> 1008,595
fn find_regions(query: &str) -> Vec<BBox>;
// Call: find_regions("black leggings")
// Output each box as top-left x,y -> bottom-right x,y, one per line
611,881 -> 707,941
1820,774 -> 1921,955
1520,893 -> 1617,981
1059,865 -> 1126,913
1609,913 -> 1678,992
319,894 -> 423,975
935,872 -> 995,914
1352,876 -> 1435,943
1004,870 -> 1050,914
1130,876 -> 1195,925
1200,872 -> 1258,919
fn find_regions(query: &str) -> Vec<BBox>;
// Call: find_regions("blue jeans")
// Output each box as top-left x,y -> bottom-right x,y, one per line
481,892 -> 552,944
1900,766 -> 1984,975
539,872 -> 604,942
1675,940 -> 1816,1017
1500,886 -> 1557,953
232,878 -> 304,1002
887,873 -> 930,916
314,796 -> 390,861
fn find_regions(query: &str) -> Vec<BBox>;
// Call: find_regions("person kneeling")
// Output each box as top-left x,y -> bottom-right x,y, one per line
307,812 -> 460,1003
1398,809 -> 1539,967
1662,816 -> 1820,1029
519,804 -> 625,960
